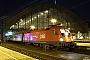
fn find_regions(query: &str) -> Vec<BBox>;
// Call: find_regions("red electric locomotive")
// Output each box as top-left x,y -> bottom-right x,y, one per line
23,26 -> 76,49
10,25 -> 76,50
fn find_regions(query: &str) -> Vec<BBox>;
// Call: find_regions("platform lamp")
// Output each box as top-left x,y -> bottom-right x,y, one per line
51,18 -> 57,25
30,25 -> 35,30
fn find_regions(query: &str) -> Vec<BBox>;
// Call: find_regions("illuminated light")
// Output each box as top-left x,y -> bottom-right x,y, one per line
78,31 -> 80,33
60,38 -> 63,41
51,18 -> 57,24
87,37 -> 88,39
72,38 -> 73,41
44,27 -> 46,29
17,34 -> 22,41
68,28 -> 70,30
65,32 -> 69,36
38,15 -> 40,17
41,13 -> 43,15
17,38 -> 21,41
55,0 -> 56,4
10,27 -> 12,29
60,29 -> 70,33
20,19 -> 23,22
21,24 -> 23,25
45,10 -> 48,13
27,21 -> 29,22
16,23 -> 18,25
30,36 -> 38,41
32,18 -> 33,20
12,25 -> 14,28
77,31 -> 83,39
26,21 -> 29,23
30,36 -> 33,40
19,26 -> 21,27
34,17 -> 36,18
8,31 -> 12,34
60,29 -> 65,33
30,25 -> 35,30
25,33 -> 30,41
26,22 -> 27,23
5,31 -> 14,36
79,36 -> 83,39
61,23 -> 63,26
21,24 -> 24,25
13,38 -> 15,41
30,20 -> 31,21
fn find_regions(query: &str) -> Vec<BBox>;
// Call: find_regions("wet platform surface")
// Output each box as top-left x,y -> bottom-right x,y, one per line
1,42 -> 90,60
56,51 -> 90,60
0,46 -> 38,60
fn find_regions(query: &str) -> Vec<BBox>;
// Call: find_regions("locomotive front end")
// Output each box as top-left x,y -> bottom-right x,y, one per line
59,28 -> 76,48
60,29 -> 72,42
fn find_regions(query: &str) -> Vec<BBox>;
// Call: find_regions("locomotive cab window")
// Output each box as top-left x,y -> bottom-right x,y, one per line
52,30 -> 58,35
60,29 -> 70,36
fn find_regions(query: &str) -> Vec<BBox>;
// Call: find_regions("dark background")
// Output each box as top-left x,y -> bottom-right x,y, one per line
0,0 -> 90,22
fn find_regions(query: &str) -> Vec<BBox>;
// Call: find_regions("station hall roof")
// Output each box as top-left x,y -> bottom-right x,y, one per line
3,4 -> 87,33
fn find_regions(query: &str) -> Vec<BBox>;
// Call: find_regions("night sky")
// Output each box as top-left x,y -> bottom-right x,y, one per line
0,0 -> 90,22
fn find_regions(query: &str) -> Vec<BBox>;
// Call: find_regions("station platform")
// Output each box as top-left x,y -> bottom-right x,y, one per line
73,39 -> 90,50
73,39 -> 90,42
1,42 -> 90,60
0,46 -> 38,60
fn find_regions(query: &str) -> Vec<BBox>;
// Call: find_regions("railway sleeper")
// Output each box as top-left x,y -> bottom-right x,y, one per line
42,44 -> 51,51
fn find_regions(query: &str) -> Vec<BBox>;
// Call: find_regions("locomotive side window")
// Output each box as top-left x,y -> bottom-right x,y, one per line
52,30 -> 58,35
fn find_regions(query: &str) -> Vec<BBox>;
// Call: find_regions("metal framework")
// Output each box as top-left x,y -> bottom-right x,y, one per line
3,4 -> 88,34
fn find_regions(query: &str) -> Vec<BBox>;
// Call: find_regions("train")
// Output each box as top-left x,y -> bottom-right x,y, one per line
7,25 -> 76,50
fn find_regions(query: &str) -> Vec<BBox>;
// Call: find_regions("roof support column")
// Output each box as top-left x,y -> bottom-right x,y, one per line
37,11 -> 38,30
47,9 -> 49,28
25,16 -> 26,30
66,14 -> 68,28
18,21 -> 19,32
31,13 -> 32,25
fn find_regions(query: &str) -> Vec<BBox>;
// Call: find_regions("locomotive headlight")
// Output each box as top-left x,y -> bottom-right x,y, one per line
60,38 -> 63,41
72,39 -> 73,41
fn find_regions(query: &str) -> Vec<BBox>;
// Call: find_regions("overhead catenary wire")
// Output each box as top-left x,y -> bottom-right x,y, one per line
4,0 -> 48,21
3,0 -> 90,16
5,0 -> 38,16
30,0 -> 48,6
70,0 -> 90,9
5,0 -> 48,16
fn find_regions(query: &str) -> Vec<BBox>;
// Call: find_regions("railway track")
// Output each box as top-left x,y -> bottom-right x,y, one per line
1,42 -> 66,60
1,42 -> 90,60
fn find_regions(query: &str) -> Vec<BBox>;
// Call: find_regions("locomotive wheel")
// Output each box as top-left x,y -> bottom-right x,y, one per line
49,45 -> 54,49
39,44 -> 43,48
30,43 -> 34,46
42,44 -> 50,51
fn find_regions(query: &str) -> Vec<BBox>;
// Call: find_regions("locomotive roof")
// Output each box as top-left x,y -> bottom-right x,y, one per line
13,26 -> 67,35
50,26 -> 67,29
28,26 -> 67,32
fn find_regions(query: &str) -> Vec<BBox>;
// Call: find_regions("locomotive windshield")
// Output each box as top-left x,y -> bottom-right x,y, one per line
60,29 -> 70,36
